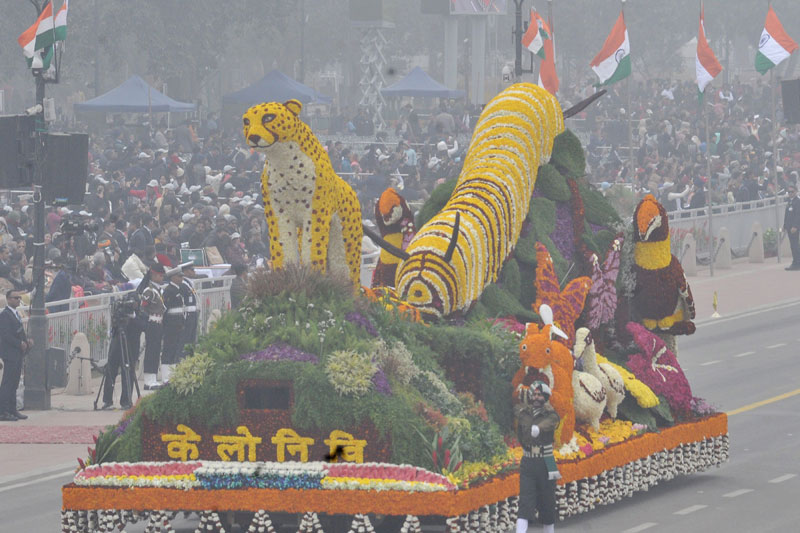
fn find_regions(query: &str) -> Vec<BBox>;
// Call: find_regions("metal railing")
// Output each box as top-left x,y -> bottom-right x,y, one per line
19,276 -> 233,367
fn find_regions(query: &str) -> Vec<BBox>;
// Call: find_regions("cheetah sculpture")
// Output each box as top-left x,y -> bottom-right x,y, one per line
243,99 -> 362,285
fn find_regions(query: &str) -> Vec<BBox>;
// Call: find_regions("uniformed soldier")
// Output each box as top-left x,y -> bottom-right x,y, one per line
138,263 -> 166,390
515,381 -> 561,533
179,261 -> 199,361
160,265 -> 186,383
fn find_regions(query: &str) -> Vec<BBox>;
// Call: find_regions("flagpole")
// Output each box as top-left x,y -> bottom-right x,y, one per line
622,0 -> 634,184
771,57 -> 783,263
703,85 -> 714,277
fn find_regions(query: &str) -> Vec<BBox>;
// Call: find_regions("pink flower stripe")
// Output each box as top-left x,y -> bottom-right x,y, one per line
76,462 -> 202,480
325,463 -> 455,488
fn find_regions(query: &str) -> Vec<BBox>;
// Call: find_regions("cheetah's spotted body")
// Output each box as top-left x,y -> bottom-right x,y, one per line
243,100 -> 362,285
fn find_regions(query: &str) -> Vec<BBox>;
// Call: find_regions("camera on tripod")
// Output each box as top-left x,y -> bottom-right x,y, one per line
112,293 -> 140,324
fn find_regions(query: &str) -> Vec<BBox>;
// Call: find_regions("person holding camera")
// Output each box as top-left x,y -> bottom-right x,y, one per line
138,263 -> 166,390
100,296 -> 141,410
0,290 -> 31,421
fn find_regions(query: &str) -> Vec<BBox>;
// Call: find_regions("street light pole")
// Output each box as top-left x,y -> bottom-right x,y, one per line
512,0 -> 535,79
24,2 -> 52,410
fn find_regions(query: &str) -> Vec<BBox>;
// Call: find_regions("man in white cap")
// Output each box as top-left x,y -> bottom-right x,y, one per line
160,265 -> 186,383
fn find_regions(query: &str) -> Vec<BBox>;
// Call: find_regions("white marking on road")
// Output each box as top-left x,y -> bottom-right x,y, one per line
674,504 -> 707,515
623,523 -> 658,533
701,360 -> 721,366
769,474 -> 797,484
0,469 -> 74,493
734,351 -> 755,358
766,343 -> 787,349
723,488 -> 753,498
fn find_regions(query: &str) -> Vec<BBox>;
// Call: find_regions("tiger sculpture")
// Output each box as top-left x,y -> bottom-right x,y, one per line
243,99 -> 362,285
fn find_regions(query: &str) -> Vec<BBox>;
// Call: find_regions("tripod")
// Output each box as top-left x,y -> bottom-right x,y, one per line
94,318 -> 141,410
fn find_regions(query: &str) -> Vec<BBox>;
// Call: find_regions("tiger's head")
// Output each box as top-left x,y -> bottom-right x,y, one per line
242,99 -> 304,151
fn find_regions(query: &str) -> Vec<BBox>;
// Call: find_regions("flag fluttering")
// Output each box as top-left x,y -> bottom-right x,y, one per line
55,0 -> 69,42
522,10 -> 549,59
590,11 -> 630,87
755,5 -> 797,75
696,5 -> 722,95
18,1 -> 55,69
537,16 -> 558,95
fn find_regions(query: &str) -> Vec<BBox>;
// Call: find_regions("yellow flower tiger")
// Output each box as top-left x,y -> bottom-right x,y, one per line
394,83 -> 565,317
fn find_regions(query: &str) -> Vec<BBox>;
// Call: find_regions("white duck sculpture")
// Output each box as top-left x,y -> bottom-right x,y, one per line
573,327 -> 626,419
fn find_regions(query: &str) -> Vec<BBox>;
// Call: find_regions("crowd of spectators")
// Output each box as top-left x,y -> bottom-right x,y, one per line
564,78 -> 800,211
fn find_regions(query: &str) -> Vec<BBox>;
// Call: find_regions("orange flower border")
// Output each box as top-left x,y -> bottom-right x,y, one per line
63,415 -> 727,518
557,413 -> 727,483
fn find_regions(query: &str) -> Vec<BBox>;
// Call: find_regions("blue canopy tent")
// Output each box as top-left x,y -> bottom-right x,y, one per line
222,69 -> 332,106
74,75 -> 196,113
381,67 -> 465,99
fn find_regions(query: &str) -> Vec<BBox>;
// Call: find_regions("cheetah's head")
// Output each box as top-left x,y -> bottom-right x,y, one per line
243,100 -> 304,151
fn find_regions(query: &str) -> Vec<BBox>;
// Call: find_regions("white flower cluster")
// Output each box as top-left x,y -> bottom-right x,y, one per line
194,461 -> 328,478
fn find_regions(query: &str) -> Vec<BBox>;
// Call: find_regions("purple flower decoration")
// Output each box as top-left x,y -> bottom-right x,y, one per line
242,343 -> 319,363
371,367 -> 392,396
345,311 -> 378,337
113,417 -> 131,437
589,222 -> 605,235
550,202 -> 575,261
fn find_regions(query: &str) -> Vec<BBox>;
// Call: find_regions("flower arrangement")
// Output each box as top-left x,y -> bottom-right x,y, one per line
242,343 -> 319,364
170,352 -> 214,396
373,339 -> 419,386
325,349 -> 377,397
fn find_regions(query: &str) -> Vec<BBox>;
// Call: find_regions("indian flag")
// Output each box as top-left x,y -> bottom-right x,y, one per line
696,5 -> 722,94
522,10 -> 549,59
538,20 -> 558,95
590,11 -> 630,87
54,0 -> 69,42
755,6 -> 797,75
17,1 -> 55,68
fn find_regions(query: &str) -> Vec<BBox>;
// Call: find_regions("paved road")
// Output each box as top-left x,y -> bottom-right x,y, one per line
2,304 -> 799,532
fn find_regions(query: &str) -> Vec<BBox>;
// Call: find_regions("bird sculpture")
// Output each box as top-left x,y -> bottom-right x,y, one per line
573,327 -> 625,419
371,188 -> 415,288
632,194 -> 696,335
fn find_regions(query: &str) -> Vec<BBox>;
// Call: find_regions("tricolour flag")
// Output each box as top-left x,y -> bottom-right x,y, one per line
55,0 -> 69,42
590,11 -> 630,87
755,6 -> 797,75
538,26 -> 559,95
522,10 -> 549,59
696,5 -> 722,95
17,1 -> 55,69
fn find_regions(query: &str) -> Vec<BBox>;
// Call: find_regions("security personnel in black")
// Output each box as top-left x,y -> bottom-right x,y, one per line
139,263 -> 166,390
160,266 -> 186,384
179,262 -> 199,361
783,183 -> 800,270
514,381 -> 560,533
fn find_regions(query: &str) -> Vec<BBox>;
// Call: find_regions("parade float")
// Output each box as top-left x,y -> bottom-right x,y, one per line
62,84 -> 728,532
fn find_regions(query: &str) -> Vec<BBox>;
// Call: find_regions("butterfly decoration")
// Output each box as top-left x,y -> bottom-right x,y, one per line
625,322 -> 694,415
585,234 -> 624,331
533,242 -> 592,347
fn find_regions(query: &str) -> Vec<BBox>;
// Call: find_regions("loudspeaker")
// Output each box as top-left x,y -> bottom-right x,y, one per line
43,133 -> 89,204
781,79 -> 800,125
47,347 -> 67,389
0,115 -> 36,189
421,0 -> 450,15
349,0 -> 382,21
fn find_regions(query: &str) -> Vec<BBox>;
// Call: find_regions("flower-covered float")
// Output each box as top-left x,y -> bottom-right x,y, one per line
62,84 -> 727,532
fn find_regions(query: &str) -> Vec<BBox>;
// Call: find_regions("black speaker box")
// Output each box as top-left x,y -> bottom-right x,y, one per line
349,0 -> 382,21
43,133 -> 89,204
781,79 -> 800,125
421,0 -> 450,15
0,115 -> 36,189
47,347 -> 67,389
